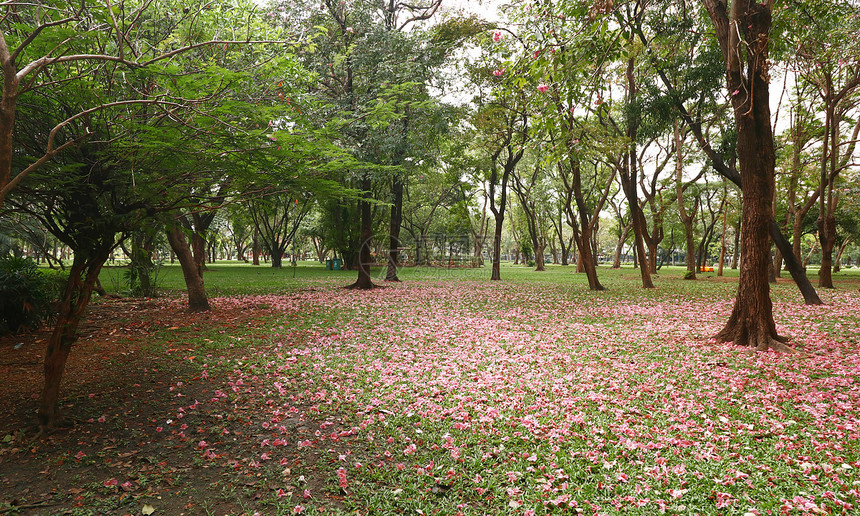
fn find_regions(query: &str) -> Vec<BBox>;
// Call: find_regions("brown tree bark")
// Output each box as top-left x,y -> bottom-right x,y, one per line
348,177 -> 375,289
633,12 -> 821,306
386,174 -> 404,281
489,163 -> 512,281
487,111 -> 527,281
166,221 -> 211,312
621,56 -> 654,289
612,222 -> 631,269
252,228 -> 260,266
0,91 -> 15,210
703,0 -> 791,351
674,122 -> 703,279
38,248 -> 111,429
562,158 -> 608,290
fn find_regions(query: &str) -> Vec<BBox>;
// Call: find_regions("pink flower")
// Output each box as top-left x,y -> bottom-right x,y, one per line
493,69 -> 506,76
337,467 -> 348,489
715,492 -> 734,509
75,451 -> 86,460
537,83 -> 549,93
277,488 -> 288,498
103,478 -> 118,487
493,31 -> 503,42
293,506 -> 305,514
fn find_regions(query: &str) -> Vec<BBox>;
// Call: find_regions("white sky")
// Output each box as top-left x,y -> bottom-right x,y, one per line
437,0 -> 502,21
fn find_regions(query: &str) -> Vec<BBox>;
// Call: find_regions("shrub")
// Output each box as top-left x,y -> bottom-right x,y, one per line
0,256 -> 62,335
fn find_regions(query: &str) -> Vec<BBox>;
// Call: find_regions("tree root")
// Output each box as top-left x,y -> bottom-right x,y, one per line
751,336 -> 797,353
344,281 -> 378,290
714,323 -> 800,354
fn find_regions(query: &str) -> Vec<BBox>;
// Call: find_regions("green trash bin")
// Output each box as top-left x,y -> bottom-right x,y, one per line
333,258 -> 342,270
325,259 -> 333,270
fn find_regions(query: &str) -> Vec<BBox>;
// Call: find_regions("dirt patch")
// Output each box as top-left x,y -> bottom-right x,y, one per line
0,296 -> 349,515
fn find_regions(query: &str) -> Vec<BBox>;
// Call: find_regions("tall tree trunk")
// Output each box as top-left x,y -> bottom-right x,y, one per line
271,248 -> 283,268
386,175 -> 404,281
718,208 -> 727,276
349,177 -> 374,289
622,56 -> 654,288
491,212 -> 504,280
0,94 -> 16,210
534,240 -> 545,271
166,222 -> 210,312
732,218 -> 741,269
675,123 -> 700,279
817,100 -> 836,288
833,238 -> 850,272
612,222 -> 631,269
38,248 -> 111,429
704,0 -> 790,351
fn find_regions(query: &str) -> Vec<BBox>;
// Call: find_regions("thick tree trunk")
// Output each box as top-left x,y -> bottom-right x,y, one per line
732,219 -> 741,269
191,229 -> 207,275
271,249 -> 283,268
578,226 -> 604,290
834,239 -> 850,272
252,229 -> 260,266
386,175 -> 404,281
612,222 -> 631,269
718,209 -> 727,276
706,0 -> 791,351
348,177 -> 375,289
166,222 -> 211,312
0,96 -> 15,210
818,213 -> 836,288
622,56 -> 654,289
647,242 -> 659,274
38,249 -> 109,429
491,212 -> 503,280
534,241 -> 545,271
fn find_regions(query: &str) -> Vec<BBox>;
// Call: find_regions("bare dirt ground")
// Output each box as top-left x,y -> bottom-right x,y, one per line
0,297 -> 345,515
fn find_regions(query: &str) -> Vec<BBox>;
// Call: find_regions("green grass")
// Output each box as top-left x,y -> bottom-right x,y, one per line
86,259 -> 860,515
95,258 -> 860,300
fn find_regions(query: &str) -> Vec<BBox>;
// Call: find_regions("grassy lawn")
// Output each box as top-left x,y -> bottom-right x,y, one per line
3,262 -> 859,515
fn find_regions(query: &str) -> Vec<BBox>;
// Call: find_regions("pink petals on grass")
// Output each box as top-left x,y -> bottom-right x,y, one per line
201,281 -> 860,514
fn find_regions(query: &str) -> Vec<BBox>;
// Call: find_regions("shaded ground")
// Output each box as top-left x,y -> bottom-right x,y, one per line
0,297 -> 344,515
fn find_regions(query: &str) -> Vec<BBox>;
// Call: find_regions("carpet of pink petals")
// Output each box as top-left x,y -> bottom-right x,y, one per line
173,280 -> 860,515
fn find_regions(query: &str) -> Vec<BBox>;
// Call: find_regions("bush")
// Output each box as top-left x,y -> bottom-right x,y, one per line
0,256 -> 62,335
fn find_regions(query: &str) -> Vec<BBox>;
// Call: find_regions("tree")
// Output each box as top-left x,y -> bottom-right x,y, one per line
699,0 -> 792,350
631,0 -> 823,306
276,0 -> 450,289
3,0 -> 311,427
247,192 -> 312,268
0,0 -> 284,211
474,94 -> 528,281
